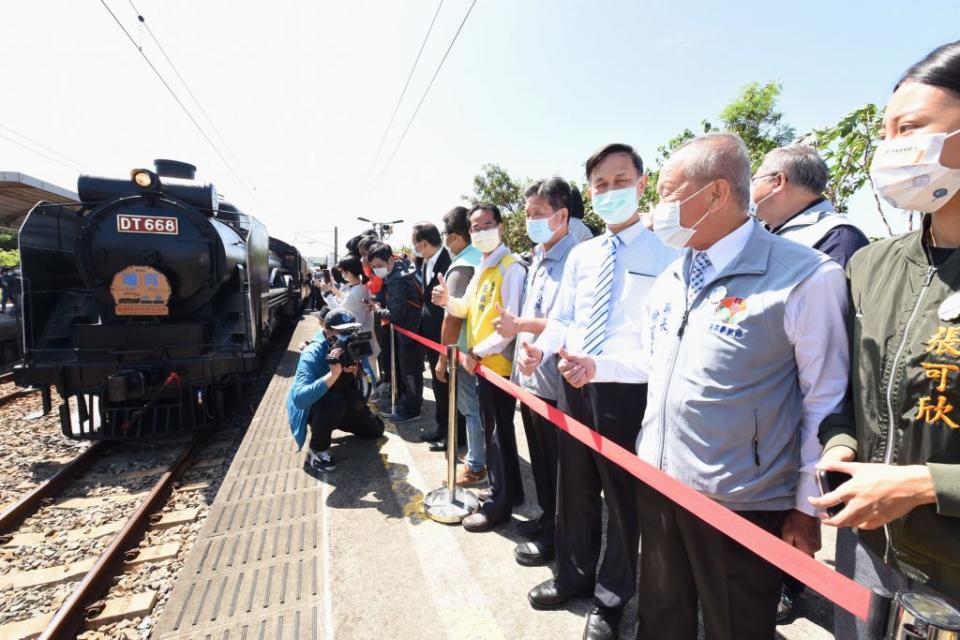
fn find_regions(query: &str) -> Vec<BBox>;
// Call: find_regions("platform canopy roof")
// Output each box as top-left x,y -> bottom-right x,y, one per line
0,171 -> 77,232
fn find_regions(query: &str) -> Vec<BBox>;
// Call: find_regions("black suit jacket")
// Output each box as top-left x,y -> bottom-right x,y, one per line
420,248 -> 451,341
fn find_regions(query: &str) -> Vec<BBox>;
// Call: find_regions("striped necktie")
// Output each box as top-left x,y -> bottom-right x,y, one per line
582,235 -> 621,355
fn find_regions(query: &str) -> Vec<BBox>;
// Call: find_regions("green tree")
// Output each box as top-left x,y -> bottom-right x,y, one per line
718,81 -> 795,171
639,81 -> 794,209
0,233 -> 17,251
801,103 -> 894,235
465,163 -> 525,213
0,249 -> 18,268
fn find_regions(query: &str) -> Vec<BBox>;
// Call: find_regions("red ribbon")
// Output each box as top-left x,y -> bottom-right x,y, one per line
392,324 -> 871,620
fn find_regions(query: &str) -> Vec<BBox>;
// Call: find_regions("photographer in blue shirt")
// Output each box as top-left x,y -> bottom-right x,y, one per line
287,309 -> 385,474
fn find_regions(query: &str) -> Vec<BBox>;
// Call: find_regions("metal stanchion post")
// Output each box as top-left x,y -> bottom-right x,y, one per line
389,324 -> 397,415
424,345 -> 479,523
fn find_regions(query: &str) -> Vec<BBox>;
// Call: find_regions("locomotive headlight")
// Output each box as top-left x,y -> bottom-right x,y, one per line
131,169 -> 157,189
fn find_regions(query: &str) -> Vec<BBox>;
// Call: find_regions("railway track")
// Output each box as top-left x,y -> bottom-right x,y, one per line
0,437 -> 204,639
0,322 -> 296,639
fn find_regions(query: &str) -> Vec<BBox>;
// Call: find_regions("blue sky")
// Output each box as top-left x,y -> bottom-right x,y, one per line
2,1 -> 959,253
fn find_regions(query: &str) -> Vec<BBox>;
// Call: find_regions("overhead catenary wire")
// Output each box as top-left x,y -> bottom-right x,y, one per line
0,129 -> 88,174
361,0 -> 445,192
96,0 -> 257,202
0,124 -> 92,173
372,0 -> 478,191
125,0 -> 253,187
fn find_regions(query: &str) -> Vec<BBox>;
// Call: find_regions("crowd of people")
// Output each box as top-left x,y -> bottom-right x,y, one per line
287,40 -> 960,640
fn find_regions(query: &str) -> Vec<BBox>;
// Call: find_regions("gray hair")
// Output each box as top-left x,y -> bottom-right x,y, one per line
756,144 -> 829,195
671,133 -> 752,211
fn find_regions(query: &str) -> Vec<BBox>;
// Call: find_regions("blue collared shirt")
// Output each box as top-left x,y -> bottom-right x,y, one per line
514,232 -> 580,401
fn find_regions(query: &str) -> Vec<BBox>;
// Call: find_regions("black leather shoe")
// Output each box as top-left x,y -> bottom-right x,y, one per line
428,439 -> 447,452
527,579 -> 593,611
582,604 -> 622,640
514,540 -> 555,567
420,429 -> 444,443
461,511 -> 507,533
516,518 -> 544,539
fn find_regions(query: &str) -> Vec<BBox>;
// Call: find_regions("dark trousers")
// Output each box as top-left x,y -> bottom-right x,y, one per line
635,487 -> 789,640
520,399 -> 558,544
556,381 -> 645,609
477,376 -> 522,521
396,335 -> 424,414
376,323 -> 391,382
307,374 -> 385,451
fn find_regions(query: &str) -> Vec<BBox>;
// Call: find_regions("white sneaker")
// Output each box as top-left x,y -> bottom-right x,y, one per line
307,448 -> 336,473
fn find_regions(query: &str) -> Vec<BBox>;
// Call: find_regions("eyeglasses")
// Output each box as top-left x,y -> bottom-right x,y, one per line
750,173 -> 779,183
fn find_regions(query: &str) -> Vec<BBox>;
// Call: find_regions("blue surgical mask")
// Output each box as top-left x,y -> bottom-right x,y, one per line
526,210 -> 562,245
592,184 -> 639,225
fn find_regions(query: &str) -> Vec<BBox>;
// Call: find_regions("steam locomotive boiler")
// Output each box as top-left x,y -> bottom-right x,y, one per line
13,160 -> 309,439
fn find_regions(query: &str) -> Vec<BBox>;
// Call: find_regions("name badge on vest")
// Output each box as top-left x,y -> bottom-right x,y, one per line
708,286 -> 727,304
939,292 -> 960,322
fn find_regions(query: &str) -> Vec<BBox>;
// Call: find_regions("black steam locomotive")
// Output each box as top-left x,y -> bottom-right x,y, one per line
13,160 -> 310,439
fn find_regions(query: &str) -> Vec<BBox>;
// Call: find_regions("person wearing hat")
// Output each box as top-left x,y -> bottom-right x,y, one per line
287,308 -> 385,474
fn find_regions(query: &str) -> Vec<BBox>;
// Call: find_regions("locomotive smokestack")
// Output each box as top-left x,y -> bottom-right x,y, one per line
154,159 -> 197,180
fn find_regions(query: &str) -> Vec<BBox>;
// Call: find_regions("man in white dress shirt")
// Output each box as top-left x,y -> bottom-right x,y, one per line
633,133 -> 849,640
517,143 -> 677,640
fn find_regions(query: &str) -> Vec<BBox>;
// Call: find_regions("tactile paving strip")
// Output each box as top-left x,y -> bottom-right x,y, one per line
156,316 -> 324,640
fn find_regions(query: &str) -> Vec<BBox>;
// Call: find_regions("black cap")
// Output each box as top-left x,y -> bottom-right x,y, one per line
324,308 -> 357,331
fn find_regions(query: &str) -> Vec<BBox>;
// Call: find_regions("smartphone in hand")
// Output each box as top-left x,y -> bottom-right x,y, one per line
816,469 -> 852,517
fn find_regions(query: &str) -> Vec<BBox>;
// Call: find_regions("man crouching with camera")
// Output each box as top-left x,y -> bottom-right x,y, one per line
287,309 -> 385,474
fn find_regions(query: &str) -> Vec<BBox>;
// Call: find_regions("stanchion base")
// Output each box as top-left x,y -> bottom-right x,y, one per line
424,487 -> 479,524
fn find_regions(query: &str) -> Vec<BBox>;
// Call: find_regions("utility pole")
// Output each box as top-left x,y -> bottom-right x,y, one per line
333,226 -> 338,263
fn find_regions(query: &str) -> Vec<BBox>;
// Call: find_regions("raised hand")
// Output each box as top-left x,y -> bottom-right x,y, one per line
516,341 -> 543,376
432,272 -> 449,307
492,303 -> 520,338
558,348 -> 596,389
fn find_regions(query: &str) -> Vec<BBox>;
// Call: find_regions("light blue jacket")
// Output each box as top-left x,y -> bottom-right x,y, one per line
287,336 -> 333,450
638,220 -> 830,512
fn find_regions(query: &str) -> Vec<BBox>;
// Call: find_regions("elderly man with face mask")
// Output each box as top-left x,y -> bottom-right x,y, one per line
629,133 -> 850,640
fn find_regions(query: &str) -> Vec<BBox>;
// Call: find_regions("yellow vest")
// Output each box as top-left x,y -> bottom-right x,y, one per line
466,253 -> 517,377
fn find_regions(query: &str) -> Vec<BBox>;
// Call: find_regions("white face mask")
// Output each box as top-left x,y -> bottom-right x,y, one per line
372,266 -> 389,278
870,128 -> 960,213
471,228 -> 501,253
652,182 -> 715,249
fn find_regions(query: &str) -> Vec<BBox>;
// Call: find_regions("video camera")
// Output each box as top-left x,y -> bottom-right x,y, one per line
325,321 -> 374,366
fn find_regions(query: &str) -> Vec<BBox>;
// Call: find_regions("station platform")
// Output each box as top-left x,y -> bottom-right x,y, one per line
154,314 -> 835,639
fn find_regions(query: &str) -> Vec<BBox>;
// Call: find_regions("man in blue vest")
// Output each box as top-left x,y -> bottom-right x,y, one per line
634,134 -> 850,640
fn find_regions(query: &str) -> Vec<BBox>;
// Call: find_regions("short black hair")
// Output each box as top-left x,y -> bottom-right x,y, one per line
442,206 -> 471,241
524,177 -> 585,219
357,235 -> 377,254
412,222 -> 442,247
584,143 -> 644,181
336,253 -> 367,282
469,203 -> 501,224
367,242 -> 393,263
345,234 -> 363,254
897,40 -> 960,96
